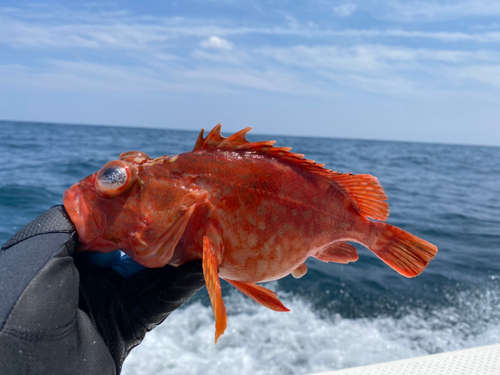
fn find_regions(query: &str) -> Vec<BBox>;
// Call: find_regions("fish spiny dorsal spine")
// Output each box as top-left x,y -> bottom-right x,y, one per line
193,123 -> 276,151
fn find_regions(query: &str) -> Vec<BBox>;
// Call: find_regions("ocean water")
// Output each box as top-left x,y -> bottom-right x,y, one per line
1,120 -> 499,374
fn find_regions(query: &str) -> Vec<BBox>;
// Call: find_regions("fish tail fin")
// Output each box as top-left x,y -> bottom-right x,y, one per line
367,221 -> 437,278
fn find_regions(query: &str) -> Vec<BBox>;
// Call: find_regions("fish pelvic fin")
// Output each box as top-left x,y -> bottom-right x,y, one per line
225,279 -> 290,312
314,242 -> 359,264
202,235 -> 227,344
367,221 -> 438,278
291,263 -> 308,279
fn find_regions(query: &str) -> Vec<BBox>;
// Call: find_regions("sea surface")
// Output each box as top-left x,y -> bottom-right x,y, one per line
1,120 -> 499,374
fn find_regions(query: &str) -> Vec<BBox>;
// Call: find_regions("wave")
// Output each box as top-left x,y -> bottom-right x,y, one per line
122,286 -> 500,375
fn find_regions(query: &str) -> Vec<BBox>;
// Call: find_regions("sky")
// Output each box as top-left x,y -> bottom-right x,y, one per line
0,0 -> 499,146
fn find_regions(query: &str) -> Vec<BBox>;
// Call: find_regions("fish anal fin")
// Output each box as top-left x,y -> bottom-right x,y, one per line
314,242 -> 359,264
202,235 -> 227,344
225,279 -> 289,312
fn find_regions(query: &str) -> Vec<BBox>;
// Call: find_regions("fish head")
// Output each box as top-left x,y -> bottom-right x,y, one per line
63,151 -> 206,266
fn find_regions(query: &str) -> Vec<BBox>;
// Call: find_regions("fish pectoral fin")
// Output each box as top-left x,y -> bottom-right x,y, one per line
225,279 -> 290,312
202,235 -> 227,344
314,242 -> 359,264
139,205 -> 197,268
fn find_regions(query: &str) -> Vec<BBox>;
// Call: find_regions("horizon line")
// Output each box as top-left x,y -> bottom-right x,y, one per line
1,118 -> 497,149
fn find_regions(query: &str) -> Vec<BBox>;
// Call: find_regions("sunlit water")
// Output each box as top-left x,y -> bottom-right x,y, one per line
1,120 -> 499,374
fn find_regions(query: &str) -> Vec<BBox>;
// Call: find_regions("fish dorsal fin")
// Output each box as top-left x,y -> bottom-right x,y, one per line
327,173 -> 389,221
193,124 -> 276,151
194,124 -> 389,221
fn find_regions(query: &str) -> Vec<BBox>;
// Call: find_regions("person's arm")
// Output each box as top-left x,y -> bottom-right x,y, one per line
0,206 -> 204,375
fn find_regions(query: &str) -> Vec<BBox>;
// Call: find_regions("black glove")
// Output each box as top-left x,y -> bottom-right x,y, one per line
0,206 -> 205,375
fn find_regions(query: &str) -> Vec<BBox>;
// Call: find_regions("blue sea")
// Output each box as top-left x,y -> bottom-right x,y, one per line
1,120 -> 499,374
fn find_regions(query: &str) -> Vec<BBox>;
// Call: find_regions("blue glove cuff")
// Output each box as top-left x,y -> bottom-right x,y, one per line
85,251 -> 146,278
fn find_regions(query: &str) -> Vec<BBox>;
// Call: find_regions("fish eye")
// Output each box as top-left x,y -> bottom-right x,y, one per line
95,160 -> 138,198
100,167 -> 126,188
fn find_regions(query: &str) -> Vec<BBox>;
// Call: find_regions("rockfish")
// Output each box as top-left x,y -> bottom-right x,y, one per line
63,124 -> 438,343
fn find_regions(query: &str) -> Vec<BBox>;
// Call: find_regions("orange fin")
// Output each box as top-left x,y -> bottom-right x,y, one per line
368,222 -> 438,278
328,173 -> 389,221
314,242 -> 359,264
193,125 -> 388,221
193,124 -> 275,151
202,235 -> 227,344
291,263 -> 308,279
225,279 -> 290,312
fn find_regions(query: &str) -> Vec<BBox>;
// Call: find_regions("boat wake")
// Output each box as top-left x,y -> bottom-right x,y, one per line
122,285 -> 500,375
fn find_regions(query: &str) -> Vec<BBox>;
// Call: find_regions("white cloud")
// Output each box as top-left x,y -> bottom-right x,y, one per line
1,3 -> 500,104
1,2 -> 500,145
255,43 -> 500,98
323,71 -> 418,96
257,44 -> 500,72
0,57 -> 334,99
258,45 -> 385,72
334,4 -> 356,17
285,15 -> 300,29
191,49 -> 246,66
0,60 -> 238,95
385,0 -> 500,22
181,68 -> 332,96
200,36 -> 233,50
4,5 -> 500,53
455,65 -> 500,88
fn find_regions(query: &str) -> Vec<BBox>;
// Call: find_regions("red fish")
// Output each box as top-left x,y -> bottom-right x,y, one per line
63,124 -> 437,343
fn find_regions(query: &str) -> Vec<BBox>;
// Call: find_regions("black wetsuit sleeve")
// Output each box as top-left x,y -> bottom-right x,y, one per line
0,206 -> 205,375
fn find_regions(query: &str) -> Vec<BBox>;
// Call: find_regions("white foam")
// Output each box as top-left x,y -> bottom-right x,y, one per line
122,288 -> 500,375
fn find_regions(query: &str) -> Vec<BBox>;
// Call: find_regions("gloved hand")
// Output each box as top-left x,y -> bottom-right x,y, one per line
0,205 -> 205,375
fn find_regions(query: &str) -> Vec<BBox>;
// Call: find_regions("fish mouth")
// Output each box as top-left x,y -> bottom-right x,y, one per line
63,185 -> 101,249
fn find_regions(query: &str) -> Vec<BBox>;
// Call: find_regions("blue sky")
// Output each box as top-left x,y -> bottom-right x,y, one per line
0,1 -> 499,146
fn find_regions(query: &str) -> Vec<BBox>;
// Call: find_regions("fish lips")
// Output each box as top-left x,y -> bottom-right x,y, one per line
63,184 -> 102,249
